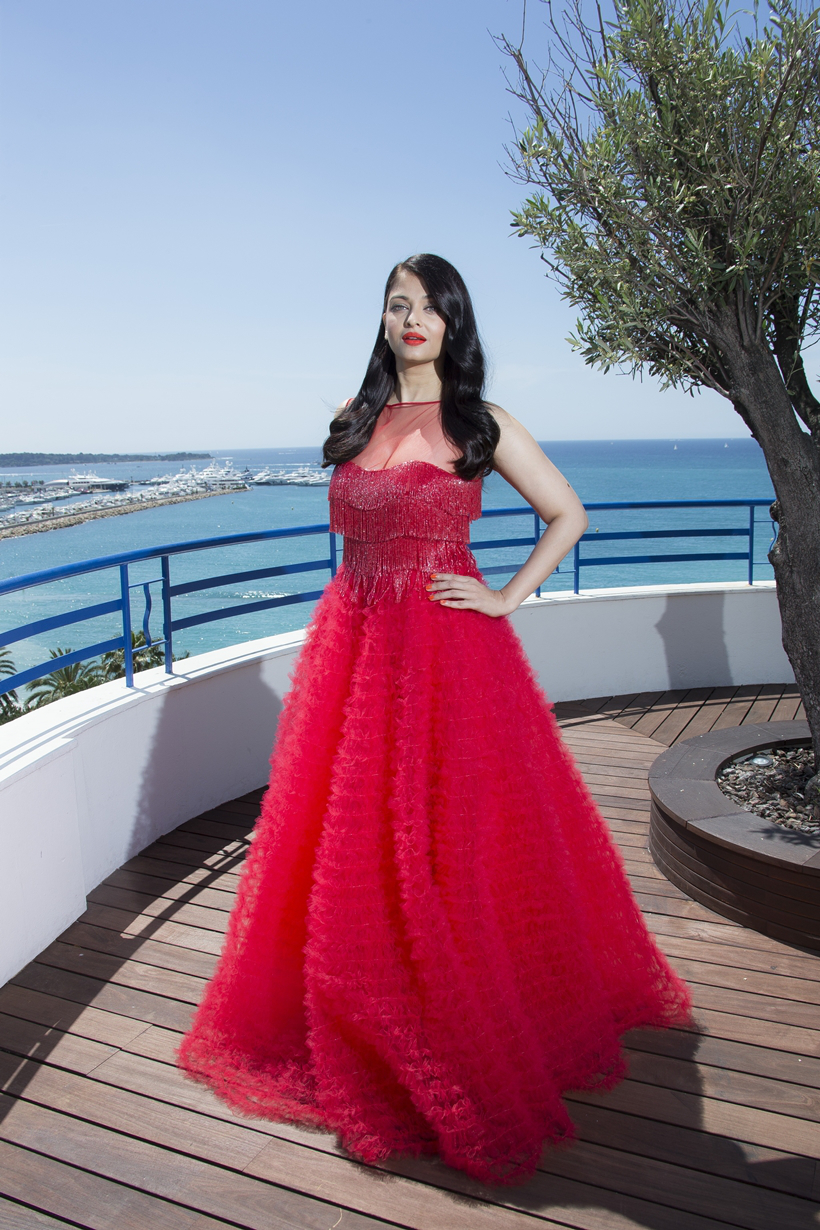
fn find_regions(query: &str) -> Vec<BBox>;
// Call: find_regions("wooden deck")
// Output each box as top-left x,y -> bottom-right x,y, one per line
1,688 -> 818,1229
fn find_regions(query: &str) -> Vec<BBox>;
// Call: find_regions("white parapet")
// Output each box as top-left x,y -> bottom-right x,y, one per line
0,580 -> 793,985
512,580 -> 792,701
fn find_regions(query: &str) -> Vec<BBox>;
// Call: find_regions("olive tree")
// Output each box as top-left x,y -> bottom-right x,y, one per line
500,0 -> 820,769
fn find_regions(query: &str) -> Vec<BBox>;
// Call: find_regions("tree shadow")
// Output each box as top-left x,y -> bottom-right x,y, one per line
656,591 -> 732,690
0,659 -> 281,1127
381,1022 -> 819,1225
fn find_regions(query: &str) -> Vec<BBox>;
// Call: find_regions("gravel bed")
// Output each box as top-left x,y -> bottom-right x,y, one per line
717,745 -> 819,835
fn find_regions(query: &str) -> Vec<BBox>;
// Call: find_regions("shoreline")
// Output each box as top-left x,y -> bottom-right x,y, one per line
0,489 -> 230,541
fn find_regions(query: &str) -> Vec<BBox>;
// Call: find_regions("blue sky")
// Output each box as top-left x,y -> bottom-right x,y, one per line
0,0 -> 750,449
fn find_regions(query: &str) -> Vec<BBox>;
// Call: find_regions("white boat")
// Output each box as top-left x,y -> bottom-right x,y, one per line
194,460 -> 248,490
252,465 -> 330,486
66,471 -> 129,492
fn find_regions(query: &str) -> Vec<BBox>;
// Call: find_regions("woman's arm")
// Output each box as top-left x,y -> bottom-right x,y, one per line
427,406 -> 588,617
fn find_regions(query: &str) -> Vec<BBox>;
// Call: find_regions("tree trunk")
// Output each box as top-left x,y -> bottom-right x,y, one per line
719,322 -> 820,765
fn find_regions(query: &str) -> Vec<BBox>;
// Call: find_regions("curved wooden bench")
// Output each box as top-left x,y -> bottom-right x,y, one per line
648,720 -> 820,950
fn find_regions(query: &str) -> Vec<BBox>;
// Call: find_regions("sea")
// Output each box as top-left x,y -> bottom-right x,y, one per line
0,440 -> 775,675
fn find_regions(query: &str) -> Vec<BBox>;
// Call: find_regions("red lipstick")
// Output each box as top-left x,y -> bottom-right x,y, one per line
402,332 -> 426,345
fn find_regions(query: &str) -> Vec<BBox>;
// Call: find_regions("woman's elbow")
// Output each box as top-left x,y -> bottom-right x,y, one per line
573,501 -> 589,536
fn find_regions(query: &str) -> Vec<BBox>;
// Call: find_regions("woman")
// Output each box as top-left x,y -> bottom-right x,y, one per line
177,253 -> 691,1185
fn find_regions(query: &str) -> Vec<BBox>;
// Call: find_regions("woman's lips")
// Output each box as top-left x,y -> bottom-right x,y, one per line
402,332 -> 426,345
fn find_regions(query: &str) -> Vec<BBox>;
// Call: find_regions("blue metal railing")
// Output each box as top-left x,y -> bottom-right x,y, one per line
0,498 -> 775,697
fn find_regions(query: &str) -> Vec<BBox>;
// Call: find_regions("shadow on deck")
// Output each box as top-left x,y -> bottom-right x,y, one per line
0,686 -> 818,1229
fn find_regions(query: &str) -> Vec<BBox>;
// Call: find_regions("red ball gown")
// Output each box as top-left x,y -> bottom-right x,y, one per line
177,404 -> 691,1185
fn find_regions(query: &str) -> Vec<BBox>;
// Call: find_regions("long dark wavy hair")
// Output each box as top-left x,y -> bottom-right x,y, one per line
322,254 -> 499,481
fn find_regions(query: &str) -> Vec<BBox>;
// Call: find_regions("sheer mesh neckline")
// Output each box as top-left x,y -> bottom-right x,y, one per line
347,458 -> 461,478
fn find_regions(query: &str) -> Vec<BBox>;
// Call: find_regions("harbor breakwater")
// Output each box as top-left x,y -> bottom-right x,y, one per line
0,488 -> 227,540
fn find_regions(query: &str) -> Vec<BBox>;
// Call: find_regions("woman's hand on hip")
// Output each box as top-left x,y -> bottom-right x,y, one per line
426,573 -> 516,617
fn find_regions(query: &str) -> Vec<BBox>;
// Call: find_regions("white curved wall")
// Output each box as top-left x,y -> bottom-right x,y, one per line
0,580 -> 792,985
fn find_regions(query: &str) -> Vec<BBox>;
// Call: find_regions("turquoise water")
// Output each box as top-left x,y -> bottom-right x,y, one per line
0,440 -> 774,674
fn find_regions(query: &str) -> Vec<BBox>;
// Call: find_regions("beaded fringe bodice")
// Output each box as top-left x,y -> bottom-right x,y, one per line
329,460 -> 483,603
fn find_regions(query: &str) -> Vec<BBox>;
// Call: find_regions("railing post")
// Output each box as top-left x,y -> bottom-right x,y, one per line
161,555 -> 173,674
329,531 -> 338,578
748,504 -> 755,586
119,564 -> 134,687
534,512 -> 542,597
573,541 -> 581,595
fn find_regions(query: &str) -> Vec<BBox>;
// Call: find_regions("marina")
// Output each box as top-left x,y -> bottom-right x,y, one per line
0,459 -> 331,538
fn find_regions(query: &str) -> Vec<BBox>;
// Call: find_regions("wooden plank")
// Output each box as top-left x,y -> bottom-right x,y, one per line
537,1136 -> 820,1230
569,1078 -> 820,1157
177,817 -> 256,841
667,955 -> 820,1006
3,1055 -> 559,1230
596,818 -> 652,838
560,761 -> 654,782
0,1140 -> 237,1230
119,854 -> 242,892
710,684 -> 763,730
0,985 -> 153,1049
10,963 -> 194,1032
79,902 -> 225,955
246,1133 -> 732,1230
122,1023 -> 181,1064
67,1045 -> 789,1230
562,731 -> 661,753
208,799 -> 263,818
100,867 -> 237,910
650,689 -> 714,747
668,688 -> 738,741
34,941 -> 206,1006
642,910 -> 820,962
743,683 -> 786,726
771,691 -> 807,723
134,842 -> 247,874
569,1102 -> 818,1200
0,1050 -> 274,1171
592,804 -> 650,822
602,691 -> 667,729
575,776 -> 650,798
155,831 -> 250,858
0,1192 -> 82,1229
84,885 -> 229,933
686,1006 -> 820,1057
0,1011 -> 119,1076
633,891 -> 737,923
0,1095 -> 394,1230
625,1025 -> 820,1089
655,933 -> 820,984
57,921 -> 219,980
629,691 -> 690,739
591,693 -> 643,716
623,1048 -> 820,1124
8,1054 -> 678,1230
686,981 -> 820,1032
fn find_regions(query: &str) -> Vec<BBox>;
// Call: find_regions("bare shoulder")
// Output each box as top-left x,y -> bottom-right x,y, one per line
484,401 -> 514,429
485,403 -> 532,443
485,403 -> 541,455
333,398 -> 352,419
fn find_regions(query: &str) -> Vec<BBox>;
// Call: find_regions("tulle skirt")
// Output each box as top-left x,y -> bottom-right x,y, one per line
176,566 -> 691,1184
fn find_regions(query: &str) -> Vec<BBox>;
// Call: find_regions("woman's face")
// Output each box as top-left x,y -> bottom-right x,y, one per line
382,270 -> 447,365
